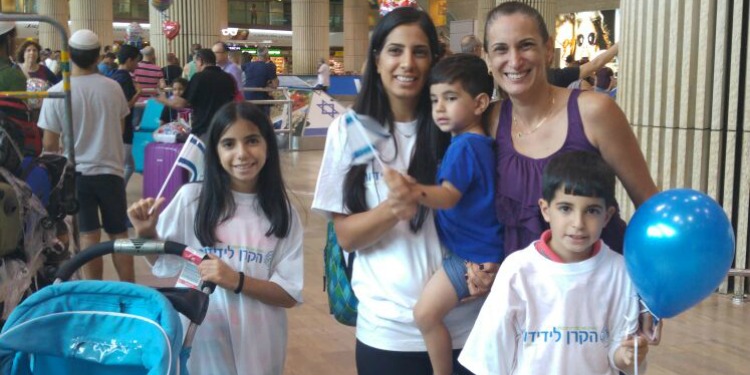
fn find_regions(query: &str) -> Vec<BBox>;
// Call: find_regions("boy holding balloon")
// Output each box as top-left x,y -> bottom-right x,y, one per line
459,151 -> 649,375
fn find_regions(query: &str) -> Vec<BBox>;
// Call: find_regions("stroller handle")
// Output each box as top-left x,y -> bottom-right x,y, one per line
55,239 -> 186,281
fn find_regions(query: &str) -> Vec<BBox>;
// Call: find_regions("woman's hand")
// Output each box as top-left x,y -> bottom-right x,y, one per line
383,168 -> 420,221
463,261 -> 499,301
198,254 -> 240,291
127,197 -> 165,239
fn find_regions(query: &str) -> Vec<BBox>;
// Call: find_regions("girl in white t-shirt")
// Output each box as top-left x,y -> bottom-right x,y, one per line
128,102 -> 303,375
311,7 -> 482,375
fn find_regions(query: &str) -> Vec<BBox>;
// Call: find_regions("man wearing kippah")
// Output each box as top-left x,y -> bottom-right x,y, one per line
38,29 -> 135,283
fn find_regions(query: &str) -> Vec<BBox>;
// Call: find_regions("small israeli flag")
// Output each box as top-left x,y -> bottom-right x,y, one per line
343,109 -> 390,168
176,134 -> 206,182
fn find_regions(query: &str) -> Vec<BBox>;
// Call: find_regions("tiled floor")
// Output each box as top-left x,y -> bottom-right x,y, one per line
107,149 -> 750,375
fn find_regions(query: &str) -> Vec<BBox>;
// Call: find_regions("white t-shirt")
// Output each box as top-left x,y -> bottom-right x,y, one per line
38,74 -> 129,177
317,63 -> 330,87
459,242 -> 643,375
153,184 -> 304,375
311,115 -> 482,351
44,58 -> 59,74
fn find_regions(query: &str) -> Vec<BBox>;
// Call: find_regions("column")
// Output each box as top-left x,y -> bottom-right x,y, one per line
37,0 -> 70,51
476,0 -> 495,47
495,0 -> 558,41
292,0 -> 329,75
69,0 -> 113,48
618,0 -> 749,292
343,0 -> 368,74
148,0 -> 227,70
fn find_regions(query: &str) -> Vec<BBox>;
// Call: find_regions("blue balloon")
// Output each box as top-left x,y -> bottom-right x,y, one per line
625,189 -> 735,319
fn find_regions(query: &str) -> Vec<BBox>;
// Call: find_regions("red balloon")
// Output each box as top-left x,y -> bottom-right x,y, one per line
162,20 -> 180,41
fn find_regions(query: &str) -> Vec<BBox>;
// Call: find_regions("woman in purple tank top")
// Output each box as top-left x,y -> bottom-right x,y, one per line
463,0 -> 663,347
481,3 -> 658,259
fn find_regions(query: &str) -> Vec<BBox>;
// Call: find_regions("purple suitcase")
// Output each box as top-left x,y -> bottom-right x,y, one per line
143,142 -> 189,208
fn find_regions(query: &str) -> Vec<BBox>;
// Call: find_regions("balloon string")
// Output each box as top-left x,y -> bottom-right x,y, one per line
634,334 -> 639,375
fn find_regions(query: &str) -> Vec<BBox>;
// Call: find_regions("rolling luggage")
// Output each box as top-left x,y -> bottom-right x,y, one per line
143,142 -> 188,208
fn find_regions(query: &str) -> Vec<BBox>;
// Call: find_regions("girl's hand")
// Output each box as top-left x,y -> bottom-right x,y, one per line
198,254 -> 241,291
615,335 -> 649,370
127,197 -> 165,238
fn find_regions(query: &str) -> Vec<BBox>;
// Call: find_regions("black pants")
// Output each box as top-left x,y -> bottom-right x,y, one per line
356,340 -> 474,375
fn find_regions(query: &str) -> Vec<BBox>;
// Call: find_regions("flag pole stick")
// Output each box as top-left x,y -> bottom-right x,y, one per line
148,152 -> 180,215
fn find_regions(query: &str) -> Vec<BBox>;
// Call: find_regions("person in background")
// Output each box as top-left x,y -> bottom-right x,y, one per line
44,50 -> 61,77
183,43 -> 201,79
39,47 -> 51,66
460,34 -> 483,57
134,46 -> 165,102
97,52 -> 117,76
109,44 -> 142,187
564,54 -> 577,67
0,22 -> 26,92
162,52 -> 182,86
314,57 -> 330,92
158,49 -> 236,138
38,29 -> 133,283
17,40 -> 60,87
595,67 -> 615,94
159,77 -> 188,125
548,43 -> 618,88
242,46 -> 277,116
213,42 -> 243,92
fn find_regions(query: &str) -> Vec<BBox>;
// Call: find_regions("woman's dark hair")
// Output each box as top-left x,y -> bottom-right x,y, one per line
484,1 -> 550,53
347,6 -> 448,232
542,151 -> 616,207
70,47 -> 100,69
16,40 -> 42,64
195,102 -> 292,246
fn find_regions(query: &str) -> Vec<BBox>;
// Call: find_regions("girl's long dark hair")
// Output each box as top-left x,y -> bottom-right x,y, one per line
345,7 -> 449,232
195,102 -> 292,246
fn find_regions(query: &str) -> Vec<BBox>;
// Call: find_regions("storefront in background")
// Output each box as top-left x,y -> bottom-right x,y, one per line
554,9 -> 618,68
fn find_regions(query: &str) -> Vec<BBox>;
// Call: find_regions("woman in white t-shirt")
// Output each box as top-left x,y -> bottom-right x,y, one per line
128,102 -> 303,375
311,7 -> 482,375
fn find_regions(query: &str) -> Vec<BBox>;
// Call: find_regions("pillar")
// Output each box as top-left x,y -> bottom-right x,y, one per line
495,0 -> 558,41
343,0 -> 368,74
618,0 -> 749,292
292,0 -> 329,75
148,0 -> 228,69
69,0 -> 113,49
476,0 -> 495,48
36,0 -> 70,51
